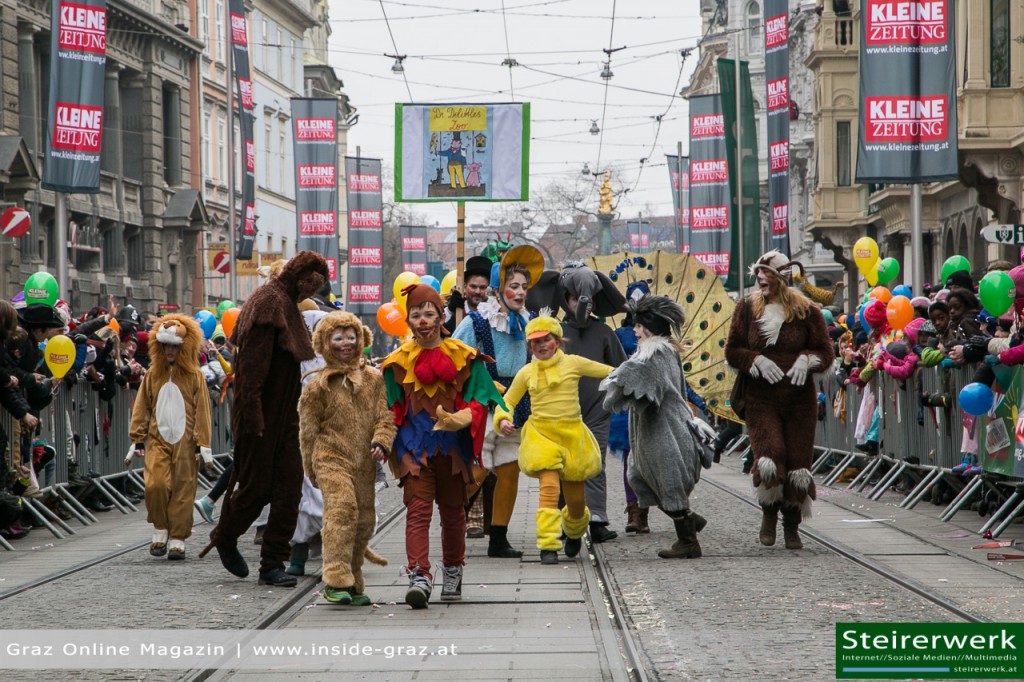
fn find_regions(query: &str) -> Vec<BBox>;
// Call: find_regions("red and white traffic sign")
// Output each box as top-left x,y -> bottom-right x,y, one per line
213,251 -> 231,274
1,207 -> 31,238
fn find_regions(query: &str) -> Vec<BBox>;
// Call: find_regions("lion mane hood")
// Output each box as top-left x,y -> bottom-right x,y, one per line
147,314 -> 203,384
313,311 -> 372,370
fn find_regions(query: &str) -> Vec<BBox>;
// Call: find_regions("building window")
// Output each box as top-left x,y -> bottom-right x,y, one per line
126,230 -> 145,276
162,85 -> 182,186
991,0 -> 1010,87
214,0 -> 225,63
747,2 -> 761,54
200,0 -> 210,56
836,121 -> 851,187
263,113 -> 272,188
279,121 -> 287,191
234,119 -> 242,188
217,110 -> 227,180
277,27 -> 284,81
202,104 -> 212,180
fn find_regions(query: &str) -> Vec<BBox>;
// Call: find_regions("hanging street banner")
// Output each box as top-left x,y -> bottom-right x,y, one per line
687,95 -> 730,282
229,0 -> 257,260
855,0 -> 959,183
764,0 -> 791,255
395,103 -> 530,202
717,59 -> 761,292
400,225 -> 428,275
43,0 -> 107,193
292,98 -> 340,295
626,221 -> 650,253
345,156 -> 384,316
666,155 -> 690,254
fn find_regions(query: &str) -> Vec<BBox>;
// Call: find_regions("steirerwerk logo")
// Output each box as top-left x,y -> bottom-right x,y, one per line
837,623 -> 1024,679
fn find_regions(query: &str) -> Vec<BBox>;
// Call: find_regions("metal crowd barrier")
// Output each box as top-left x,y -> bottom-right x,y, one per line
812,363 -> 1024,537
2,380 -> 233,550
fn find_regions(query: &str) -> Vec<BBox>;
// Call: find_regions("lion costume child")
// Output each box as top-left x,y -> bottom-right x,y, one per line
299,312 -> 396,605
128,315 -> 212,560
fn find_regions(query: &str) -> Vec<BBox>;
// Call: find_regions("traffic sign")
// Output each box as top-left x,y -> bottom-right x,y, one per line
212,251 -> 230,274
981,224 -> 1024,245
1,206 -> 31,238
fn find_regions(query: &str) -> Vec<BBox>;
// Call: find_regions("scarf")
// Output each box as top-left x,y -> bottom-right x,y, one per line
498,292 -> 528,340
528,349 -> 564,392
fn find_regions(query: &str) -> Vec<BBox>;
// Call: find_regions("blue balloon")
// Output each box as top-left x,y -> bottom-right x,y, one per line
958,382 -> 995,416
195,310 -> 217,340
858,303 -> 872,331
420,274 -> 441,293
822,309 -> 834,326
892,285 -> 913,299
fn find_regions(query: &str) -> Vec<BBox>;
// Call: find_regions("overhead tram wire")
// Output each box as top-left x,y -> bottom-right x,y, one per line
500,0 -> 516,100
579,0 -> 617,214
378,0 -> 414,101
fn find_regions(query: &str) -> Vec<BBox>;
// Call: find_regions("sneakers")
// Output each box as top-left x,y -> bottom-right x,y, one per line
466,526 -> 485,539
952,453 -> 973,474
324,586 -> 362,605
405,572 -> 432,609
194,497 -> 216,523
965,463 -> 985,476
440,565 -> 463,602
285,561 -> 305,576
540,550 -> 559,565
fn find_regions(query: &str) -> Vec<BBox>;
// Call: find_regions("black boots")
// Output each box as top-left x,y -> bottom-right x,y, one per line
781,505 -> 803,550
657,513 -> 701,559
589,522 -> 618,543
487,525 -> 523,558
759,504 -> 780,546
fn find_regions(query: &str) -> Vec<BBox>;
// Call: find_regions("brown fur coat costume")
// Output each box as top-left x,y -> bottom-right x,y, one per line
725,292 -> 834,518
211,251 -> 331,575
299,312 -> 396,592
129,315 -> 211,542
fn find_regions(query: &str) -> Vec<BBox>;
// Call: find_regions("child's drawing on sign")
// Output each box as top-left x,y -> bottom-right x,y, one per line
424,106 -> 491,198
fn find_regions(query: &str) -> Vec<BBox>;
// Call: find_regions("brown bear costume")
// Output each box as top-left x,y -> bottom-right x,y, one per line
202,251 -> 330,584
725,252 -> 834,549
299,312 -> 396,601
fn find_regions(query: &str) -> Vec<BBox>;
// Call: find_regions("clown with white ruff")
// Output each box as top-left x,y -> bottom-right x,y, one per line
494,313 -> 613,565
127,315 -> 213,560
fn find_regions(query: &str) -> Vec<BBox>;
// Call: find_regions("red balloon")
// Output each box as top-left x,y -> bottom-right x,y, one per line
377,303 -> 409,337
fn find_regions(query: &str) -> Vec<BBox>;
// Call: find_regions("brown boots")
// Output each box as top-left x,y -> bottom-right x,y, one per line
625,502 -> 650,534
781,505 -> 803,550
657,512 -> 701,559
759,504 -> 780,546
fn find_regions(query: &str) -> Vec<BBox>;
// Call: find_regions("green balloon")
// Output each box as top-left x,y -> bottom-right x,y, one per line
216,300 -> 236,320
940,255 -> 971,287
24,271 -> 58,306
979,271 -> 1015,317
877,257 -> 900,286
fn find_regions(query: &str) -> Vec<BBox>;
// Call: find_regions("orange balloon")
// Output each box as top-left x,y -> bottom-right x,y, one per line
870,286 -> 892,304
107,318 -> 120,334
221,307 -> 241,337
376,302 -> 409,337
886,295 -> 914,331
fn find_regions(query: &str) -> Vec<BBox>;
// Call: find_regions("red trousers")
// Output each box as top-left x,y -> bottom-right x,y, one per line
402,454 -> 466,578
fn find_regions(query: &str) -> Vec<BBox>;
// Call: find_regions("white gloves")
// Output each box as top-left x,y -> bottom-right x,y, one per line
197,446 -> 214,469
750,355 -> 785,384
124,444 -> 141,467
787,354 -> 812,387
690,418 -> 717,444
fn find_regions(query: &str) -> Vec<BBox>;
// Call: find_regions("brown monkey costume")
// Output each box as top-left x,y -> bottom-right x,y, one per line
299,312 -> 396,604
724,252 -> 834,549
203,251 -> 330,585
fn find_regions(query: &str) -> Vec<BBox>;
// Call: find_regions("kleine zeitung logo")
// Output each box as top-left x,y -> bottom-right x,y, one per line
230,13 -> 247,45
349,247 -> 382,266
349,283 -> 382,302
402,237 -> 426,251
348,174 -> 381,192
246,140 -> 255,172
691,114 -> 725,138
690,160 -> 728,184
765,14 -> 787,49
866,1 -> 948,45
238,78 -> 253,110
770,140 -> 789,172
772,204 -> 788,235
865,96 -> 948,142
349,210 -> 382,229
326,258 -> 337,281
299,212 -> 335,235
298,165 -> 336,188
53,102 -> 103,153
243,204 -> 256,235
767,77 -> 789,111
59,2 -> 107,54
671,170 -> 689,190
296,118 -> 335,141
691,206 -> 729,230
694,252 -> 729,275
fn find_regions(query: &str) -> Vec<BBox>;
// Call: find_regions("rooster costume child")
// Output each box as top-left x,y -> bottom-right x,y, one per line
725,252 -> 834,550
299,312 -> 396,605
127,315 -> 212,560
382,284 -> 504,608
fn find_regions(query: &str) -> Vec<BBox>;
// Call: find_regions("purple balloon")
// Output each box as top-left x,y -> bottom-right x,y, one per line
11,291 -> 24,302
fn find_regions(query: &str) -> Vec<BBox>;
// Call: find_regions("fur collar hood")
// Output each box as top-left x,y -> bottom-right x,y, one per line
312,311 -> 372,372
148,314 -> 203,383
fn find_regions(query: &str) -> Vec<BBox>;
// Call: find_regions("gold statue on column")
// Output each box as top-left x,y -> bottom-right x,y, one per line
598,172 -> 613,215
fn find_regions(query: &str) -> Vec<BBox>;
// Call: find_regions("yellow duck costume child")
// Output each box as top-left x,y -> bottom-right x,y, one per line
494,314 -> 613,564
127,315 -> 212,560
299,312 -> 396,605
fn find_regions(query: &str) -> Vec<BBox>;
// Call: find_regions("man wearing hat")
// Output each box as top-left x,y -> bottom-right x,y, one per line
945,270 -> 974,293
443,255 -> 493,335
381,283 -> 504,608
453,245 -> 544,559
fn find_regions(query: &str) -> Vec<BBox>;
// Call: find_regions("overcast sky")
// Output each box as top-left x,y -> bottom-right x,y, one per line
328,0 -> 703,226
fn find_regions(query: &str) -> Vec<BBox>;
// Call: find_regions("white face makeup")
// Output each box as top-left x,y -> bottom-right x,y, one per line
330,327 -> 359,362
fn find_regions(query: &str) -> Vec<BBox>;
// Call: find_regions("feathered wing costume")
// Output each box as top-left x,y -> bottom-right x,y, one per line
299,312 -> 396,597
128,314 -> 212,553
601,296 -> 714,559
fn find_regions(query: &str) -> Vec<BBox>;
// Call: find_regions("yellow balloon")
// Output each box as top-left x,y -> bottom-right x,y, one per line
853,237 -> 880,287
440,270 -> 457,295
393,271 -> 421,306
44,334 -> 75,380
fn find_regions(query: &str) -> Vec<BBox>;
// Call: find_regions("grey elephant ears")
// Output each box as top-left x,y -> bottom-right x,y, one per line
591,270 -> 627,317
526,270 -> 563,314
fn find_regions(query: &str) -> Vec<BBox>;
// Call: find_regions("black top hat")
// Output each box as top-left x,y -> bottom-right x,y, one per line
17,303 -> 64,329
464,256 -> 494,281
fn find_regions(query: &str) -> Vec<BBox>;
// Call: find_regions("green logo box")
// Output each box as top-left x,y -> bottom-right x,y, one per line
836,623 -> 1024,679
